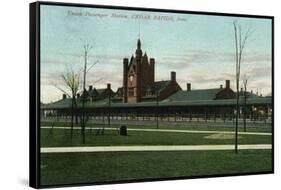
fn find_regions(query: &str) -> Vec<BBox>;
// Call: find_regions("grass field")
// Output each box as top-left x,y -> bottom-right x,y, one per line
40,122 -> 272,186
40,127 -> 271,147
40,149 -> 272,186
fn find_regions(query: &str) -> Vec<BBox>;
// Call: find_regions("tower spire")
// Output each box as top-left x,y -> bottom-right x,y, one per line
136,20 -> 142,57
138,20 -> 141,39
137,38 -> 141,50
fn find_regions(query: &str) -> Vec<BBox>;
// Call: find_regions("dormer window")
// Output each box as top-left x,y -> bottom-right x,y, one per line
129,75 -> 134,82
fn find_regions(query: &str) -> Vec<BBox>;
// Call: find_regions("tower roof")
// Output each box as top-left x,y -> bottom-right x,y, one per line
137,38 -> 141,49
135,38 -> 143,58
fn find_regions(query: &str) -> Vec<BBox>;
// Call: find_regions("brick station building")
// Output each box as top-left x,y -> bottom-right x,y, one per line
41,39 -> 272,121
113,38 -> 182,103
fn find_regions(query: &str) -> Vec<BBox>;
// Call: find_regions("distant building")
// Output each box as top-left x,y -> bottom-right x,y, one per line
84,83 -> 114,102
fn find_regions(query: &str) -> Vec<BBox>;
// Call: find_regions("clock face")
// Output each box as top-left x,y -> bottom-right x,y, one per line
129,75 -> 134,82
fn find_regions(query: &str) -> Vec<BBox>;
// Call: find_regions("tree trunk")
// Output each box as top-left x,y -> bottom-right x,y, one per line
243,85 -> 247,132
235,97 -> 239,154
71,96 -> 74,140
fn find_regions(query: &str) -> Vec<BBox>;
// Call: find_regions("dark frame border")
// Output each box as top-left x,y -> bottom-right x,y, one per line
29,1 -> 274,188
30,2 -> 40,188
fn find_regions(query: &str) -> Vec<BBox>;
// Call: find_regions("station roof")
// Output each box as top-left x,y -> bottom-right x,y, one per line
148,80 -> 171,93
41,96 -> 272,110
163,88 -> 222,102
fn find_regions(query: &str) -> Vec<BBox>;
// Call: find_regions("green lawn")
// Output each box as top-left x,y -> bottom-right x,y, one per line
40,122 -> 272,186
40,149 -> 272,186
40,128 -> 271,147
40,121 -> 272,133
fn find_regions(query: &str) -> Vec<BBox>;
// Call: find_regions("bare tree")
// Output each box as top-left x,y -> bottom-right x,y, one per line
233,21 -> 251,153
56,68 -> 80,140
80,44 -> 98,144
242,75 -> 249,132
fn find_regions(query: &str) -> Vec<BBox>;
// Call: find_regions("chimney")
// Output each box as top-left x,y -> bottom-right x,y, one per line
220,84 -> 223,89
89,85 -> 93,91
171,71 -> 176,81
187,83 -> 191,91
226,80 -> 230,89
150,58 -> 155,82
150,58 -> 155,65
62,94 -> 66,99
251,90 -> 253,94
107,83 -> 111,89
123,58 -> 128,68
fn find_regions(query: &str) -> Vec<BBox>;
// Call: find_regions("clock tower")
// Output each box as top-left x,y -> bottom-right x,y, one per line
122,39 -> 155,103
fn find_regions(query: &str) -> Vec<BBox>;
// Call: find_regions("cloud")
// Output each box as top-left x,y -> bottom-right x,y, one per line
41,59 -> 68,65
41,72 -> 65,86
248,80 -> 272,96
244,66 -> 271,79
243,52 -> 271,64
86,68 -> 123,89
41,64 -> 123,92
160,50 -> 271,67
65,52 -> 124,61
189,72 -> 235,84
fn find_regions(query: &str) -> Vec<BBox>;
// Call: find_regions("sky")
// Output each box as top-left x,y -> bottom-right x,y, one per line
40,5 -> 272,103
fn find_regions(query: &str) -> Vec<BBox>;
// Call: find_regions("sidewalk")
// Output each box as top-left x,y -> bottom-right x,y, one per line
41,144 -> 272,153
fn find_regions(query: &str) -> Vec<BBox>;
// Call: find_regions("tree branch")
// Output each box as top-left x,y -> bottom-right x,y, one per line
87,60 -> 99,73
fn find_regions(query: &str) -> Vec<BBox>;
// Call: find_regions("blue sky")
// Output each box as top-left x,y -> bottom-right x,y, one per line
40,5 -> 272,103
